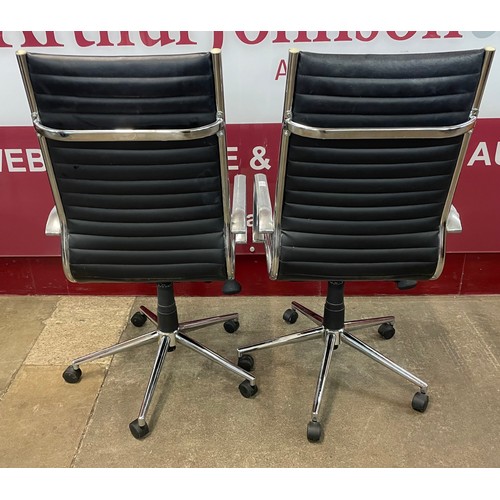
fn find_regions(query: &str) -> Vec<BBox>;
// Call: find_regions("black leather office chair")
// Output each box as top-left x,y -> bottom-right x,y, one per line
237,48 -> 495,442
17,49 -> 257,439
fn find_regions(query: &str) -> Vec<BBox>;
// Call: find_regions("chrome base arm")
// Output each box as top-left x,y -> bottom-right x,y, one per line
180,312 -> 238,333
70,329 -> 159,368
238,326 -> 324,357
311,331 -> 336,422
345,316 -> 395,332
137,334 -> 170,427
341,331 -> 428,392
177,331 -> 255,385
139,306 -> 158,325
291,301 -> 323,326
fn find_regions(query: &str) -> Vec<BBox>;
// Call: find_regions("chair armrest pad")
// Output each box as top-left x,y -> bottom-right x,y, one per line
45,206 -> 61,236
253,173 -> 274,243
230,174 -> 247,244
446,205 -> 462,233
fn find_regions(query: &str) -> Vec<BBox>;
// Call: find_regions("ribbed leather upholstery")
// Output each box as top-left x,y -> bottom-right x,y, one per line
27,53 -> 216,129
278,50 -> 485,281
292,50 -> 484,128
26,53 -> 227,282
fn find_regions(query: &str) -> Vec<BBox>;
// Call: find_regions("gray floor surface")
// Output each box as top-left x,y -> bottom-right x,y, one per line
0,294 -> 499,468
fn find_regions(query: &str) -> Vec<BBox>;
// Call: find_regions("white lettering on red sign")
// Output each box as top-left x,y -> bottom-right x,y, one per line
227,146 -> 239,171
0,148 -> 46,172
467,141 -> 500,166
250,146 -> 271,170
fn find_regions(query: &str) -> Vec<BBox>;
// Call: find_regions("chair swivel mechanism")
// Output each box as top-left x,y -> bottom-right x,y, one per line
17,49 -> 257,439
237,47 -> 495,442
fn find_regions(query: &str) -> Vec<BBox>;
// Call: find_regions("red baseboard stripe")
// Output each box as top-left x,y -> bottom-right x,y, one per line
1,253 -> 499,296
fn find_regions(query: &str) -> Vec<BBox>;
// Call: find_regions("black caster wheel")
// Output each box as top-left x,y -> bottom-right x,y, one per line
129,419 -> 150,439
239,379 -> 258,398
131,311 -> 147,327
238,354 -> 254,371
283,308 -> 299,324
62,365 -> 82,384
396,280 -> 417,291
378,322 -> 395,339
412,392 -> 429,412
224,319 -> 240,333
307,420 -> 322,442
222,279 -> 242,295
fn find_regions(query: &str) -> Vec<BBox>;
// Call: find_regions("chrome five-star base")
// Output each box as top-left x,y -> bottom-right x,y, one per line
237,281 -> 428,443
63,283 -> 257,439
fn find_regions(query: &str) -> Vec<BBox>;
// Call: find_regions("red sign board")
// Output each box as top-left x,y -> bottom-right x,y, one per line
1,119 -> 500,256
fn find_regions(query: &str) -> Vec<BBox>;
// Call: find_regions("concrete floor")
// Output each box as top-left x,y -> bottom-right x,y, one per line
0,293 -> 499,468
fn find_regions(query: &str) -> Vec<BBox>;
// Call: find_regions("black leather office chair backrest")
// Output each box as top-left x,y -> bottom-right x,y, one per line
24,52 -> 227,283
277,49 -> 488,282
27,53 -> 217,130
292,50 -> 484,128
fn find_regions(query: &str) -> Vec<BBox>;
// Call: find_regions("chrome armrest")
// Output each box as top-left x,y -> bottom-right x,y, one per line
230,174 -> 247,244
45,206 -> 61,236
253,173 -> 274,243
446,204 -> 462,233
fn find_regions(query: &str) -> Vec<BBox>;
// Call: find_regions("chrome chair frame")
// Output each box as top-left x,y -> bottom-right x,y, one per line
260,48 -> 495,281
17,49 -> 256,439
239,47 -> 495,442
17,49 -> 246,283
